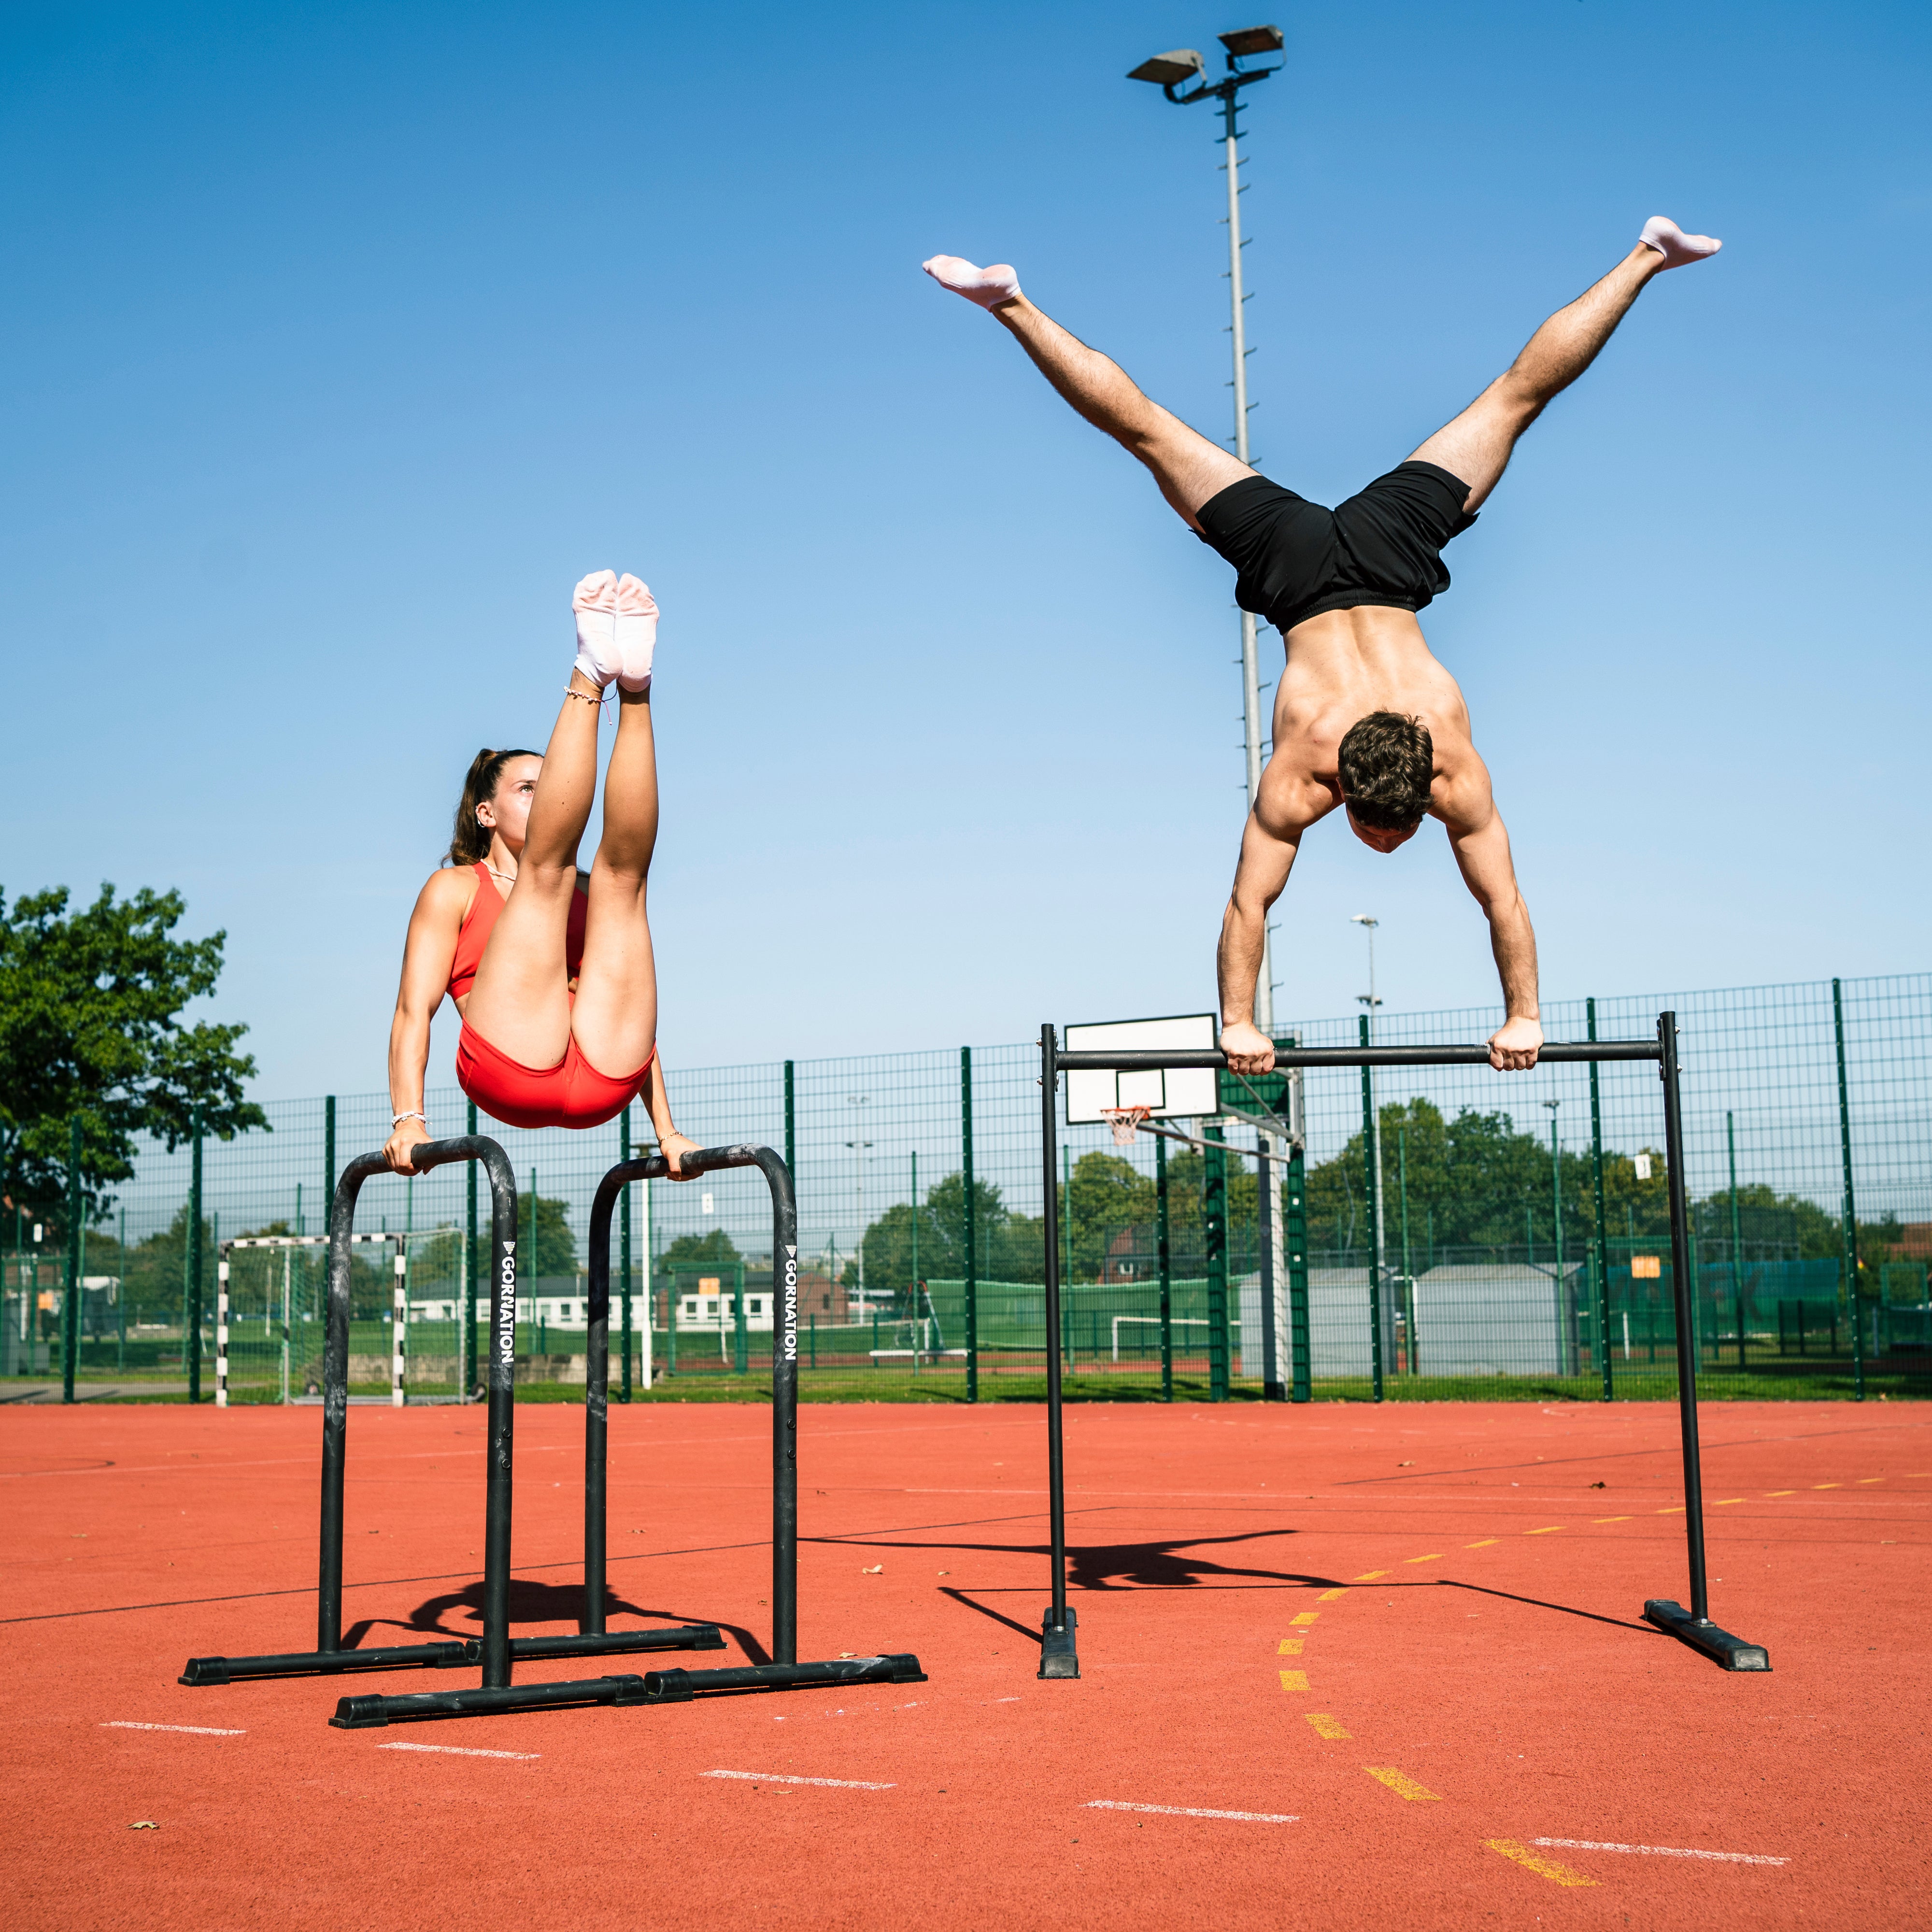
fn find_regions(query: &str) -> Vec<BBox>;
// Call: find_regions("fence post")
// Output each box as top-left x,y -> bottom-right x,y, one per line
1588,998 -> 1612,1401
619,1108 -> 633,1404
1833,979 -> 1864,1401
1360,1020 -> 1383,1403
1286,1140 -> 1310,1402
1727,1111 -> 1746,1371
61,1115 -> 81,1403
1156,1131 -> 1173,1401
186,1105 -> 204,1405
465,1097 -> 478,1396
961,1048 -> 978,1403
1205,1125 -> 1227,1402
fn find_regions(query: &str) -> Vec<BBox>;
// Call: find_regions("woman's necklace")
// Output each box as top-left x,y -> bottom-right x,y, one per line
485,865 -> 517,887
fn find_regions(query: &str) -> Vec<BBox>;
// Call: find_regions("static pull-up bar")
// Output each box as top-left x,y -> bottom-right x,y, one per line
1036,1013 -> 1768,1678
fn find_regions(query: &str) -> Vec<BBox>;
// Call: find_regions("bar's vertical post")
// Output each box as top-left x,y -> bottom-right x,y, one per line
186,1107 -> 204,1405
1833,980 -> 1864,1402
1588,1000 -> 1611,1401
639,1165 -> 653,1391
1156,1133 -> 1173,1402
318,1161 -> 356,1653
1205,1126 -> 1228,1401
584,1171 -> 612,1635
766,1149 -> 800,1668
1359,1024 -> 1383,1402
961,1048 -> 978,1404
464,1099 -> 478,1397
61,1115 -> 81,1403
1037,1024 -> 1075,1674
1658,1012 -> 1711,1621
619,1111 -> 633,1405
1286,1140 -> 1311,1402
481,1148 -> 519,1688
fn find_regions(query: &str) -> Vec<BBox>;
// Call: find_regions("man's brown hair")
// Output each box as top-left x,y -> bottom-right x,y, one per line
1337,711 -> 1434,832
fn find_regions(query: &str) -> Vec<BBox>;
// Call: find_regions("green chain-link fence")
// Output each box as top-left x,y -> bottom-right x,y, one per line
7,973 -> 1926,1404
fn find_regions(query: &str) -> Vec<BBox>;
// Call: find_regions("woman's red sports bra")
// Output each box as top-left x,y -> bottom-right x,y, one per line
447,861 -> 587,1003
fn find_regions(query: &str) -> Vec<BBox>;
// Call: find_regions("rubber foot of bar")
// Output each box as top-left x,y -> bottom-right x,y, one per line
1642,1599 -> 1771,1671
1038,1606 -> 1080,1680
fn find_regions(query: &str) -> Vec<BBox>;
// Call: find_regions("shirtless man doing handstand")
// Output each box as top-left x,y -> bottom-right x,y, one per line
923,217 -> 1720,1074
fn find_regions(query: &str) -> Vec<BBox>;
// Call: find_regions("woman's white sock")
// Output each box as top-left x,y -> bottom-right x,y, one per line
614,574 -> 658,692
922,255 -> 1023,309
572,569 -> 621,687
1639,217 -> 1722,268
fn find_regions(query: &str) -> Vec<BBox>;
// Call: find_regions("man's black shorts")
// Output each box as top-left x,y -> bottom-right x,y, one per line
1194,460 -> 1477,636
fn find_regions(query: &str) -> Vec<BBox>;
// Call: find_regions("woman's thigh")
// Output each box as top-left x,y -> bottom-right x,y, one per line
462,878 -> 576,1069
570,861 -> 658,1078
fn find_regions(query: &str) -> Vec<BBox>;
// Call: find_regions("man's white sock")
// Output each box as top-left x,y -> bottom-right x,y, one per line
922,255 -> 1023,309
573,569 -> 621,687
1639,216 -> 1722,269
614,574 -> 658,692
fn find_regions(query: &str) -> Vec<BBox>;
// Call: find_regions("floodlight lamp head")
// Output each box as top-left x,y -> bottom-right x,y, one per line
1350,913 -> 1378,928
1127,48 -> 1206,87
1219,24 -> 1284,58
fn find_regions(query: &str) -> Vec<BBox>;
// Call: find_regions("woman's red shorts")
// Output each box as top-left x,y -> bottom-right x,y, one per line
456,1023 -> 653,1132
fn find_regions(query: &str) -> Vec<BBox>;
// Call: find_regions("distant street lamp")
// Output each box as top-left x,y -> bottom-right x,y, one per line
1131,24 -> 1285,1029
1349,912 -> 1389,1351
846,1094 -> 872,1305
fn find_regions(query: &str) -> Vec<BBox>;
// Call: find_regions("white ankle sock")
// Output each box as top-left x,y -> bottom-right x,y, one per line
572,569 -> 621,687
1639,216 -> 1722,268
614,574 -> 658,692
922,255 -> 1022,309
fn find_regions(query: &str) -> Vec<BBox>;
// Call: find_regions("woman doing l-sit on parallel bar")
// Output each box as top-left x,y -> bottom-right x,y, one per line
924,217 -> 1721,1077
383,570 -> 697,1177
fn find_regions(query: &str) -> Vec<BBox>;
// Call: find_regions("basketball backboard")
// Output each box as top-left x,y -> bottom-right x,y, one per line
1064,1013 -> 1220,1124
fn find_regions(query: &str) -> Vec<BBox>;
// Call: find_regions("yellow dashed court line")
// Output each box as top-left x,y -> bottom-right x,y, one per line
1658,1506 -> 1685,1514
1317,1587 -> 1350,1602
1364,1767 -> 1441,1802
1524,1526 -> 1565,1535
1354,1571 -> 1389,1581
1858,1477 -> 1885,1484
1464,1538 -> 1499,1548
1767,1490 -> 1795,1497
1279,1671 -> 1308,1692
1594,1516 -> 1631,1523
1292,1611 -> 1321,1626
1405,1553 -> 1444,1564
1487,1839 -> 1598,1888
1306,1714 -> 1351,1740
1715,1498 -> 1745,1506
1278,1639 -> 1304,1655
1813,1483 -> 1840,1490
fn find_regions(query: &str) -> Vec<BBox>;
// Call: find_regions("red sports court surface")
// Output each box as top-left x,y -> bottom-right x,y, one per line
4,1398 -> 1927,1931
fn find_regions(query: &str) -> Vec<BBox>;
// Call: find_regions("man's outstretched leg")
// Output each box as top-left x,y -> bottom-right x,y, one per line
1409,216 -> 1721,513
923,255 -> 1250,527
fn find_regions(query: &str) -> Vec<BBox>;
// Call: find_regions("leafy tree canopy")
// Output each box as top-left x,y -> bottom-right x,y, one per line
0,884 -> 266,1222
659,1227 -> 742,1277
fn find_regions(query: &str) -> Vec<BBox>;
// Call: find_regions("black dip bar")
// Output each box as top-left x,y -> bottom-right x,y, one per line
178,1136 -> 723,1705
1038,1015 -> 1769,1677
334,1142 -> 923,1724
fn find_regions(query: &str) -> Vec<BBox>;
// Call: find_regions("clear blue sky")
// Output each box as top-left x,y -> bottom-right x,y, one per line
5,0 -> 1927,1102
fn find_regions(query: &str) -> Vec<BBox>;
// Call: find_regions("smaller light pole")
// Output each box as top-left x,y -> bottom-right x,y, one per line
846,1094 -> 872,1308
1544,1099 -> 1564,1272
1351,915 -> 1388,1358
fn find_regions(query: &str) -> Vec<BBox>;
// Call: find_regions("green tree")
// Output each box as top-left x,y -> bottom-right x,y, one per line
0,884 -> 266,1224
659,1227 -> 741,1275
519,1193 -> 579,1278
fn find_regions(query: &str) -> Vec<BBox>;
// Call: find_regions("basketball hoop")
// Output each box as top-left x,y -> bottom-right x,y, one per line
1099,1105 -> 1152,1147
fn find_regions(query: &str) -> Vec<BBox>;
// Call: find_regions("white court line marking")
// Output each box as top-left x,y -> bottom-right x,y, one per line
1086,1800 -> 1297,1824
1533,1837 -> 1787,1867
379,1742 -> 540,1761
101,1720 -> 244,1736
704,1769 -> 894,1790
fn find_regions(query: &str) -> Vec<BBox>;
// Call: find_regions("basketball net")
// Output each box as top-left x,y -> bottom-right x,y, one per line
1099,1105 -> 1152,1147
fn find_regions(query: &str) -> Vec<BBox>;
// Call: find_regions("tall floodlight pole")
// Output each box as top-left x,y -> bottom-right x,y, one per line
1130,24 -> 1284,1032
845,1094 -> 871,1307
1352,913 -> 1389,1359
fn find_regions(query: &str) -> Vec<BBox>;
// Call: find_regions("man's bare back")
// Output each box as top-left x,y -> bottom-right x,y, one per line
921,217 -> 1722,1073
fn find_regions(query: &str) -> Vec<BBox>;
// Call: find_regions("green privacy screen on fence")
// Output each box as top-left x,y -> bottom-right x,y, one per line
8,973 -> 1928,1404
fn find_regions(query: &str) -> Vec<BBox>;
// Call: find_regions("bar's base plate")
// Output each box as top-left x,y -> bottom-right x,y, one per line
181,1640 -> 469,1686
505,1625 -> 725,1662
641,1654 -> 926,1704
1643,1599 -> 1771,1671
331,1675 -> 650,1728
1038,1607 -> 1080,1680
